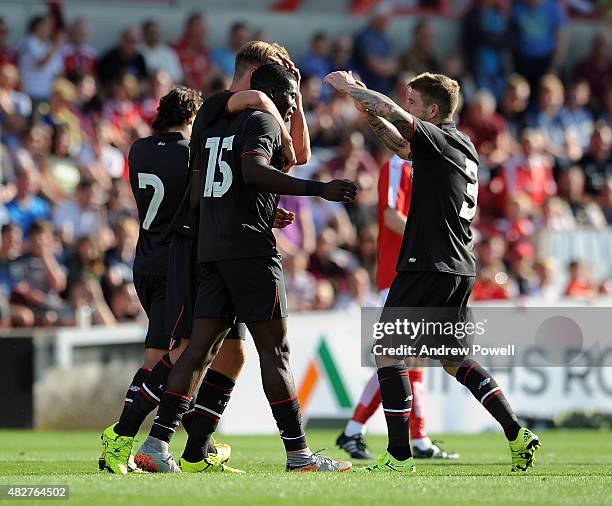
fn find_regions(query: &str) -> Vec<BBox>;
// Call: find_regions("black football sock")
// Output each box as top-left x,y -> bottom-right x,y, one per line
149,391 -> 192,443
116,354 -> 174,437
181,369 -> 235,462
456,359 -> 521,441
181,398 -> 196,434
270,397 -> 307,452
120,367 -> 150,419
378,365 -> 412,461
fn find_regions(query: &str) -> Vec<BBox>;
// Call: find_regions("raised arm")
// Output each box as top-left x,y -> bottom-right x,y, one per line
366,112 -> 412,159
324,71 -> 416,142
228,90 -> 296,170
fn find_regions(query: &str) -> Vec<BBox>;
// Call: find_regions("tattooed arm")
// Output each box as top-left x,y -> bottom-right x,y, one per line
366,112 -> 411,159
324,71 -> 416,142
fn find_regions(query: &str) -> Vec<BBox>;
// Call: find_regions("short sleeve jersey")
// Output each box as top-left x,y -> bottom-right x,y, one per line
168,90 -> 234,237
197,110 -> 284,262
396,119 -> 479,276
128,132 -> 190,276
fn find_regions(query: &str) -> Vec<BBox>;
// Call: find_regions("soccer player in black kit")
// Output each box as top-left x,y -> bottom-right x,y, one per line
102,75 -> 298,474
325,70 -> 541,473
136,63 -> 357,473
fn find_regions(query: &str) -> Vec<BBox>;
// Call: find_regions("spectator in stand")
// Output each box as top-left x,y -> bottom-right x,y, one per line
541,195 -> 576,231
10,220 -> 68,326
104,178 -> 135,229
475,235 -> 507,272
212,22 -> 250,78
17,15 -> 64,102
52,179 -> 111,247
44,122 -> 80,196
77,120 -> 126,187
325,131 -> 378,180
564,259 -> 596,299
104,216 -> 137,290
308,227 -> 356,284
508,241 -> 539,296
329,34 -> 355,73
275,195 -> 316,257
353,4 -> 397,94
334,266 -> 378,309
565,79 -> 594,151
301,32 -> 333,81
498,74 -> 530,143
0,63 -> 32,147
283,253 -> 318,312
173,12 -> 214,91
573,32 -> 611,112
460,89 -> 512,173
109,280 -> 142,322
532,258 -> 557,301
140,20 -> 183,84
0,223 -> 31,327
510,0 -> 568,98
496,193 -> 536,246
0,17 -> 16,66
41,78 -> 82,156
502,128 -> 556,208
66,235 -> 116,326
97,27 -> 147,86
557,165 -> 607,228
140,70 -> 173,126
581,122 -> 612,196
472,262 -> 511,301
598,177 -> 612,225
461,0 -> 508,101
526,74 -> 582,168
103,74 -> 149,149
62,18 -> 97,79
398,19 -> 439,76
355,223 -> 377,285
5,163 -> 50,235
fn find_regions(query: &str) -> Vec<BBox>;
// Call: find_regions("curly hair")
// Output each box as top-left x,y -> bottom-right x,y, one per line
152,86 -> 202,132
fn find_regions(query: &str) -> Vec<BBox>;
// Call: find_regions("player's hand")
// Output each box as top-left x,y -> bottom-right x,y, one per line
273,208 -> 296,228
322,179 -> 357,203
323,71 -> 358,93
268,53 -> 301,85
281,135 -> 296,172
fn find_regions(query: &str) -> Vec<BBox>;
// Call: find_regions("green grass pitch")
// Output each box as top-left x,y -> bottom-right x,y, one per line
1,429 -> 610,506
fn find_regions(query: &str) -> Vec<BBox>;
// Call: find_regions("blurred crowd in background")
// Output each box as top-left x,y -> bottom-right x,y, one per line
0,0 -> 611,329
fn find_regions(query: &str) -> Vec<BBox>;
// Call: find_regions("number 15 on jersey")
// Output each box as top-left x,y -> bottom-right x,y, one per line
203,136 -> 234,198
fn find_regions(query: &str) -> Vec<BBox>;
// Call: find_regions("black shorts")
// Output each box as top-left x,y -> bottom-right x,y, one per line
193,255 -> 288,323
165,233 -> 246,341
385,271 -> 474,308
381,271 -> 475,363
133,273 -> 170,350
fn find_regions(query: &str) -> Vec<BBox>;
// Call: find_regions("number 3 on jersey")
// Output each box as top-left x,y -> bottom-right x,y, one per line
203,135 -> 234,198
138,173 -> 164,230
459,158 -> 478,221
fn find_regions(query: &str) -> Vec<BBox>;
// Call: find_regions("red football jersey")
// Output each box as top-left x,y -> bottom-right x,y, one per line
377,155 -> 413,291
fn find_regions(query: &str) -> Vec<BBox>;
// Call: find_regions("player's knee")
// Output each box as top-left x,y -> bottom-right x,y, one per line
258,341 -> 290,369
143,348 -> 166,369
211,339 -> 246,379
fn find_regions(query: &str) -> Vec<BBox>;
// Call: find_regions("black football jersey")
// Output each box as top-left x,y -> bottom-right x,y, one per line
396,119 -> 479,276
129,132 -> 190,276
197,110 -> 284,262
169,90 -> 234,237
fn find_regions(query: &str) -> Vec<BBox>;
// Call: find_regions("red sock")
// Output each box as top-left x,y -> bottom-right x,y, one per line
409,369 -> 427,440
351,371 -> 381,424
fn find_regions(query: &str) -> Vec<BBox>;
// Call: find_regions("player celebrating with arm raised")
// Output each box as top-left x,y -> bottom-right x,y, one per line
325,70 -> 541,473
132,63 -> 356,473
